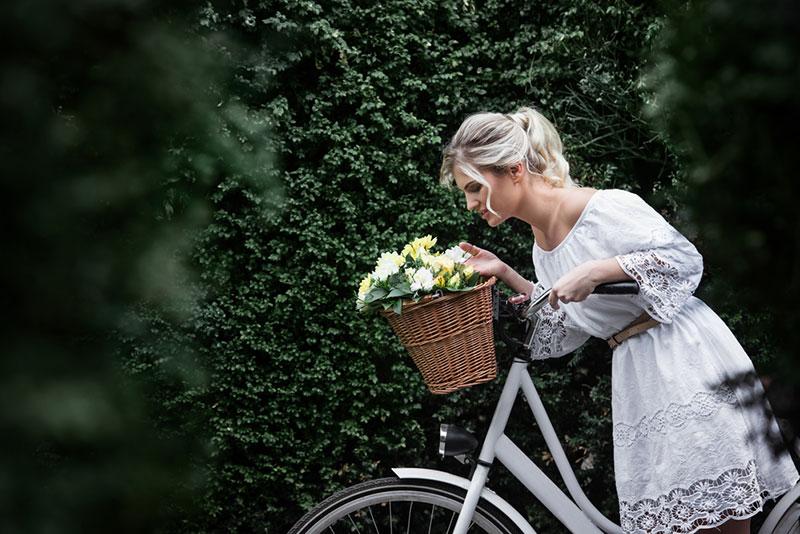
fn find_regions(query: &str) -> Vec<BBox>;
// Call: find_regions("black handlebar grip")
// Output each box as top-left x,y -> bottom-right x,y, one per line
592,281 -> 639,295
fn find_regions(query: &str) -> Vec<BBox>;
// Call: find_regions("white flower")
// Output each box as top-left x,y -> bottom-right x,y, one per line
418,248 -> 435,267
444,245 -> 472,264
429,254 -> 455,274
409,268 -> 435,292
373,252 -> 403,281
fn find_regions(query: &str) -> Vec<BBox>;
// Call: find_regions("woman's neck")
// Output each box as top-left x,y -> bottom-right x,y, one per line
515,178 -> 569,243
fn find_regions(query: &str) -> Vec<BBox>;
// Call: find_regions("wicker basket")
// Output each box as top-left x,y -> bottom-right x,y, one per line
380,276 -> 497,394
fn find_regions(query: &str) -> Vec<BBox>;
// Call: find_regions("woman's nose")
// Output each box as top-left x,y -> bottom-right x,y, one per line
465,195 -> 479,211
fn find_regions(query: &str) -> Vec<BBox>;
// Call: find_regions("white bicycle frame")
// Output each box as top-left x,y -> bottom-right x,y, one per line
450,357 -> 621,534
391,291 -> 800,533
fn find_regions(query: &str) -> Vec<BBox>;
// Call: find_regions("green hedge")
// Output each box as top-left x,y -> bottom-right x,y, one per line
123,1 -> 778,532
2,0 -> 279,532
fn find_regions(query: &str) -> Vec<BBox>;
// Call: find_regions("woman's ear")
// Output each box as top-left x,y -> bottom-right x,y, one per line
509,162 -> 523,183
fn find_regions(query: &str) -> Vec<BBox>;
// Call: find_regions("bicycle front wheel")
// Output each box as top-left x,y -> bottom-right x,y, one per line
288,477 -> 525,534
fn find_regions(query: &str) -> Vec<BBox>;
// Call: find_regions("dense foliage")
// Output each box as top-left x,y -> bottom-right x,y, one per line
9,0 -> 794,532
642,0 -> 800,423
641,2 -> 800,524
1,0 -> 279,532
178,1 -> 717,531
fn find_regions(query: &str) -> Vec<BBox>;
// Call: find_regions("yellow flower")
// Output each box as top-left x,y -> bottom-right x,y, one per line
446,273 -> 461,289
401,243 -> 417,260
412,235 -> 437,251
463,265 -> 474,278
434,274 -> 446,288
402,235 -> 437,260
358,275 -> 372,298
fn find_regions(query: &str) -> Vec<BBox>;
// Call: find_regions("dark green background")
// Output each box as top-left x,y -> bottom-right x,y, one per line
5,0 -> 797,532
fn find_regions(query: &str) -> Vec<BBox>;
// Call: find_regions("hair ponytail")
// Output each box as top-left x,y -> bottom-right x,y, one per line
505,107 -> 574,188
439,105 -> 576,209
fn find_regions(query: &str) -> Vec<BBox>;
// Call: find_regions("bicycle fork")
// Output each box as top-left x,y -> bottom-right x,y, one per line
449,360 -> 622,534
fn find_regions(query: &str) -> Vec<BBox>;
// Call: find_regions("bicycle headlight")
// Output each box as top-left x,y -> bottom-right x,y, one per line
438,424 -> 478,457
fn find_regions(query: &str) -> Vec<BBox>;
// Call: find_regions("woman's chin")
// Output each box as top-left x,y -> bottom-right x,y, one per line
485,214 -> 506,227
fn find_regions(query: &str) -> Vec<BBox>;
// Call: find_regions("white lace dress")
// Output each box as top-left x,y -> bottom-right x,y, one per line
528,188 -> 800,533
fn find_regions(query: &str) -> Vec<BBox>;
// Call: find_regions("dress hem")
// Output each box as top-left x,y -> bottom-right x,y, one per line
670,477 -> 799,534
619,461 -> 800,534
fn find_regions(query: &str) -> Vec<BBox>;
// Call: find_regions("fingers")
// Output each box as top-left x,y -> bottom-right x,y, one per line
548,290 -> 559,310
548,289 -> 581,310
509,293 -> 530,304
548,288 -> 571,309
459,241 -> 479,256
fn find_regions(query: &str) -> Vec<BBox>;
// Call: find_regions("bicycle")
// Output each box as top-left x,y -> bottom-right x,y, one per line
289,282 -> 800,533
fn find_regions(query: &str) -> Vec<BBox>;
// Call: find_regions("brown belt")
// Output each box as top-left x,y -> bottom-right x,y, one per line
607,312 -> 660,349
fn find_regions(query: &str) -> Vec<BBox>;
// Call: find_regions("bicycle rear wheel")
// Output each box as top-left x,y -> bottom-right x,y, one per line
288,477 -> 525,534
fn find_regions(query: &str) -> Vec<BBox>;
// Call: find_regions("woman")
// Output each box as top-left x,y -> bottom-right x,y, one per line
439,106 -> 800,534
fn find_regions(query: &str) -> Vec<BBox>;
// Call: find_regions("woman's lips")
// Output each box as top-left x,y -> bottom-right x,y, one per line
481,209 -> 488,218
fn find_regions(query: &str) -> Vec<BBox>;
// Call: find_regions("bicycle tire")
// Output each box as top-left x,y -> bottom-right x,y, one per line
288,477 -> 526,534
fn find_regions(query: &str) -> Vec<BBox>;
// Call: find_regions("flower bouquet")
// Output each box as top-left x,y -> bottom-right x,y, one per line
356,236 -> 497,394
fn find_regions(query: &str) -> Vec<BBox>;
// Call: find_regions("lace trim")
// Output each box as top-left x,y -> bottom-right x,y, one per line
530,305 -> 568,358
616,250 -> 696,323
614,384 -> 738,448
620,459 -> 772,533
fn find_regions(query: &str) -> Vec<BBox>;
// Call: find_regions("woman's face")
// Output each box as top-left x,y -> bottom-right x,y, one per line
453,165 -> 520,227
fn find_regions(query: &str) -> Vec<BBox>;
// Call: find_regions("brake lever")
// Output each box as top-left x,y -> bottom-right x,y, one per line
523,288 -> 551,319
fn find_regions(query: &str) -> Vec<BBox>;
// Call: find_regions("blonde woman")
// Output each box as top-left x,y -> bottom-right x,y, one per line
439,106 -> 800,534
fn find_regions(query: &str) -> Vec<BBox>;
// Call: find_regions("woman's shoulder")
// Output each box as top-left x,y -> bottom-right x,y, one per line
561,186 -> 601,224
577,187 -> 647,216
563,187 -> 650,231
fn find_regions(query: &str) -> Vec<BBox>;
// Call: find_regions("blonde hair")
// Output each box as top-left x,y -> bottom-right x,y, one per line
439,105 -> 576,215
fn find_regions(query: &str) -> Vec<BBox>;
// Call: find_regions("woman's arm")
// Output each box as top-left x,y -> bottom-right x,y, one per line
548,258 -> 633,309
588,257 -> 634,285
499,262 -> 536,297
459,242 -> 536,301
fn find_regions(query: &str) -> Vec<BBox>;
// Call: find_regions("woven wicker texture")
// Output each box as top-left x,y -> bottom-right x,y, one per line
381,276 -> 497,394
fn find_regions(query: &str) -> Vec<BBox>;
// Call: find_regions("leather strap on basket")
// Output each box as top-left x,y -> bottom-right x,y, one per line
607,312 -> 660,349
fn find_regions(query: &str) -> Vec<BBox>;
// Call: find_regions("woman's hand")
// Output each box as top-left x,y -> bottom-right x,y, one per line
548,260 -> 600,310
459,242 -> 506,279
459,242 -> 534,304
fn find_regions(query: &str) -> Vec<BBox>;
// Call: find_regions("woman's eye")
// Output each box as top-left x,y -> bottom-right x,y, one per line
468,184 -> 481,193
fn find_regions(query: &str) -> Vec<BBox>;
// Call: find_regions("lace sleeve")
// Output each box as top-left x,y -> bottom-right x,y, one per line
605,191 -> 704,324
528,282 -> 591,360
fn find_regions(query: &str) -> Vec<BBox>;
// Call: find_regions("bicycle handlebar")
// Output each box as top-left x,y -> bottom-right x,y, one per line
493,281 -> 640,357
521,280 -> 639,318
592,281 -> 640,295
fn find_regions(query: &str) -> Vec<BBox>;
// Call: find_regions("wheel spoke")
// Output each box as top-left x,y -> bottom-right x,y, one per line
347,513 -> 362,534
428,504 -> 436,534
288,479 -> 518,534
368,506 -> 379,534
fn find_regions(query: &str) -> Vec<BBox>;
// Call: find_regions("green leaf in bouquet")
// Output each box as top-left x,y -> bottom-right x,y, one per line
364,286 -> 388,303
387,272 -> 407,286
386,282 -> 411,298
391,298 -> 403,315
